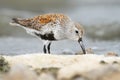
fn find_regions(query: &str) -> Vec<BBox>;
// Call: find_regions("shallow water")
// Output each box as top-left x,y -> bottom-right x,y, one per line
0,37 -> 119,55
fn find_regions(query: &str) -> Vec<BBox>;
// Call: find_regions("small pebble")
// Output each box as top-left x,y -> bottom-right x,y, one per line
100,60 -> 108,64
0,56 -> 10,73
112,61 -> 118,64
75,48 -> 94,55
105,52 -> 118,57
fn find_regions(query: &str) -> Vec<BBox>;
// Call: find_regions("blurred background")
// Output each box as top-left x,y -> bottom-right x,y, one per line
0,0 -> 120,55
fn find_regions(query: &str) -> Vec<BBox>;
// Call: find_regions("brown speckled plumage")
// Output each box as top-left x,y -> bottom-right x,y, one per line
12,13 -> 71,31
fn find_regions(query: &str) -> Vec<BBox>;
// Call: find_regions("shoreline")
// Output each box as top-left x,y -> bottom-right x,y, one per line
0,54 -> 120,80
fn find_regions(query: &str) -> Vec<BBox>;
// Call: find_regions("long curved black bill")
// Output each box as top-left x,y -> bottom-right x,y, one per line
78,38 -> 86,54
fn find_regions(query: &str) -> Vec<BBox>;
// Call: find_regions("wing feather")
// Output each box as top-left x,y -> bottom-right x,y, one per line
11,13 -> 71,31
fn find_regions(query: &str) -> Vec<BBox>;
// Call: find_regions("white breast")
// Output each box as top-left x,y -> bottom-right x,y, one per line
40,23 -> 67,40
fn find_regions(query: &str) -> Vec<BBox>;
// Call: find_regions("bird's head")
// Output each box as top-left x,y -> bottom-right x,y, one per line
67,22 -> 86,54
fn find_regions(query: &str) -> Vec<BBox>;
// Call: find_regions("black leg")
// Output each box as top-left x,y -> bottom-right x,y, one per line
43,45 -> 47,53
47,42 -> 51,54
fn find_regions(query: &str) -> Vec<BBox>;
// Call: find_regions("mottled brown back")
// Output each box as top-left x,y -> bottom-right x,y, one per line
12,13 -> 71,31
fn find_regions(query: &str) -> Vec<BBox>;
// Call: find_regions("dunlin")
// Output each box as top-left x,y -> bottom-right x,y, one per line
10,13 -> 86,54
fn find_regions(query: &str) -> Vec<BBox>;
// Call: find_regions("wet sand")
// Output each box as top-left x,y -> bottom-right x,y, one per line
0,54 -> 120,80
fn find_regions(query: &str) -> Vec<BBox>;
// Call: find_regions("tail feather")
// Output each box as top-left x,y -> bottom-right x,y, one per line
9,18 -> 22,26
12,18 -> 19,24
10,18 -> 37,30
10,18 -> 32,27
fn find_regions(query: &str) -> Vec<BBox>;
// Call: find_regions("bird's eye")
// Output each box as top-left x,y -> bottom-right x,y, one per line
75,30 -> 79,34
